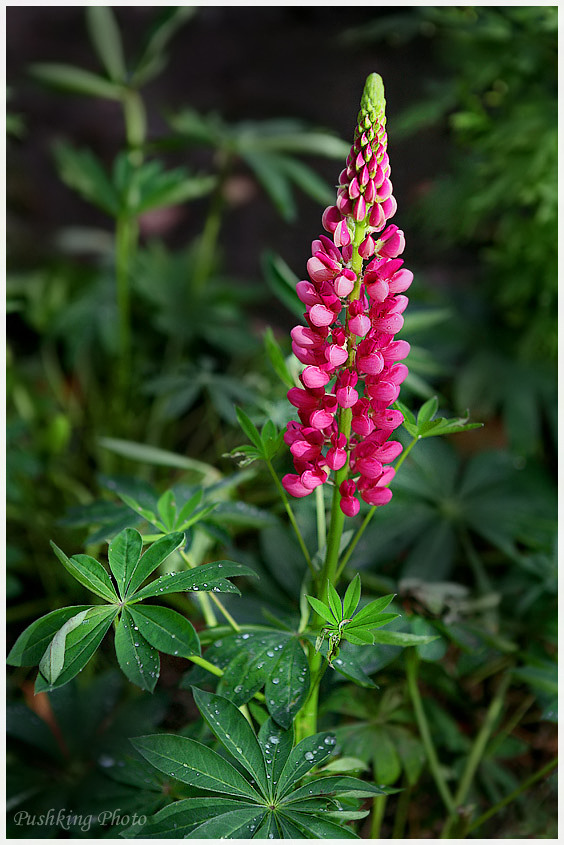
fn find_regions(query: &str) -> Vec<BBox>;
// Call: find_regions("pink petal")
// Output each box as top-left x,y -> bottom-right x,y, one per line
282,474 -> 314,498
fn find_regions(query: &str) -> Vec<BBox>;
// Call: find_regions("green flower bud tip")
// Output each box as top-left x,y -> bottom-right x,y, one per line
360,73 -> 386,117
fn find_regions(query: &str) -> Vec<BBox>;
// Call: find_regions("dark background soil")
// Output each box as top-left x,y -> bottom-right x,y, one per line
7,6 -> 448,295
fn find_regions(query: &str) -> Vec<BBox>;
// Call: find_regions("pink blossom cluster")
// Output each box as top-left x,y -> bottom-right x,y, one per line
282,74 -> 413,517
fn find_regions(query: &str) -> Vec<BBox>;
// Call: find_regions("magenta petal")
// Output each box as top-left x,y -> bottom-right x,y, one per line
360,486 -> 392,506
309,303 -> 338,327
302,366 -> 331,388
282,474 -> 314,498
325,344 -> 349,367
340,496 -> 360,517
349,314 -> 371,337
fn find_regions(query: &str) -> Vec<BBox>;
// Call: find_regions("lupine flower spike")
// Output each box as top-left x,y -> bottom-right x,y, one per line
282,74 -> 412,517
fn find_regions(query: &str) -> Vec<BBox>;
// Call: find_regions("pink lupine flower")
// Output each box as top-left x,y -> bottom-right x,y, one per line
281,73 -> 412,516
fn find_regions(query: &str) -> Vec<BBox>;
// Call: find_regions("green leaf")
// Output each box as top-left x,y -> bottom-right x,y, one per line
393,400 -> 416,428
370,629 -> 439,647
241,150 -> 296,222
215,632 -> 289,705
235,407 -> 262,449
125,531 -> 185,598
7,606 -> 92,667
347,595 -> 396,628
276,733 -> 336,798
283,776 -> 388,804
186,808 -> 267,839
50,541 -> 119,602
131,560 -> 256,602
131,7 -> 197,87
85,6 -> 126,82
275,155 -> 334,206
192,688 -> 269,797
326,582 -> 343,622
253,813 -> 280,839
98,436 -> 221,481
258,718 -> 293,791
373,727 -> 402,784
261,251 -> 303,319
132,733 -> 262,801
264,327 -> 294,388
135,170 -> 217,214
157,489 -> 177,531
342,628 -> 376,646
35,606 -> 117,692
38,608 -> 90,684
265,638 -> 310,729
137,798 -> 246,839
417,396 -> 439,425
175,489 -> 203,525
114,608 -> 160,692
412,617 -> 448,661
128,605 -> 200,659
282,810 -> 359,838
342,574 -> 362,620
52,142 -> 120,215
108,527 -> 143,599
306,596 -> 336,626
29,62 -> 123,100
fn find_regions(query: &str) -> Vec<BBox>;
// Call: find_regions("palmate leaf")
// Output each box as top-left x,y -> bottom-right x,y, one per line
134,797 -> 248,838
185,808 -> 267,839
264,638 -> 310,729
281,810 -> 360,838
192,688 -> 269,796
202,631 -> 309,728
114,608 -> 160,692
50,541 -> 119,602
130,690 -> 390,839
258,718 -> 294,792
128,604 -> 200,659
129,560 -> 256,602
38,609 -> 90,684
132,733 -> 262,802
7,606 -> 92,667
35,606 -> 117,693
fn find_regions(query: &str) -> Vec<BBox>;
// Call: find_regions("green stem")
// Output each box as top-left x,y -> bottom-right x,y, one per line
295,220 -> 368,744
486,693 -> 535,760
294,647 -> 325,744
115,213 -> 135,390
192,150 -> 231,293
405,649 -> 455,814
441,673 -> 511,838
266,458 -> 315,578
467,757 -> 558,834
122,88 -> 146,163
371,794 -> 387,839
315,485 -> 327,551
392,779 -> 412,839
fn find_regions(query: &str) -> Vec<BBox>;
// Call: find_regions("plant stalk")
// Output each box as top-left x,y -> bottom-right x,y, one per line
405,649 -> 455,814
441,672 -> 511,838
467,757 -> 558,834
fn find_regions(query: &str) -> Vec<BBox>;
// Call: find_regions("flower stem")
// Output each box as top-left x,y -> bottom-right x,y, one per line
315,485 -> 327,551
405,649 -> 455,814
440,672 -> 511,838
466,757 -> 558,834
266,458 -> 315,578
392,778 -> 412,838
371,795 -> 387,839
